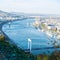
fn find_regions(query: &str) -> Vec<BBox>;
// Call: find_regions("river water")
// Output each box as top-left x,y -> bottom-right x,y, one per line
2,18 -> 60,55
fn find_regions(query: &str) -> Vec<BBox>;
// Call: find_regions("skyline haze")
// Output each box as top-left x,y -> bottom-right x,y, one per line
0,0 -> 60,14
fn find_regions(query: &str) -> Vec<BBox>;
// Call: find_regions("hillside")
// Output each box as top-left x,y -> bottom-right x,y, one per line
0,10 -> 24,20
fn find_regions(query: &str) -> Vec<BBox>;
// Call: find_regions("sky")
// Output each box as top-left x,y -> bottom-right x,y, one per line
0,0 -> 60,14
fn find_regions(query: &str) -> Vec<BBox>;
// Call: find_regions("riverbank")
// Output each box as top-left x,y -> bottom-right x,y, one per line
0,40 -> 37,60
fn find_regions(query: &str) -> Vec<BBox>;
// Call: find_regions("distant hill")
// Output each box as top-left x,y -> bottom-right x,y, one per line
0,10 -> 60,20
0,10 -> 19,17
0,10 -> 24,20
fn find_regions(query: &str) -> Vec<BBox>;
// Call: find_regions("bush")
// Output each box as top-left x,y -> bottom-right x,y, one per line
0,35 -> 5,41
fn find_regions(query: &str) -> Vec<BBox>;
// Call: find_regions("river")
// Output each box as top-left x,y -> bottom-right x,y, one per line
2,18 -> 60,55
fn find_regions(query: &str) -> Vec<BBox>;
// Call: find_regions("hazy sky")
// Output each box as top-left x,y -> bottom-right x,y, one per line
0,0 -> 60,14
